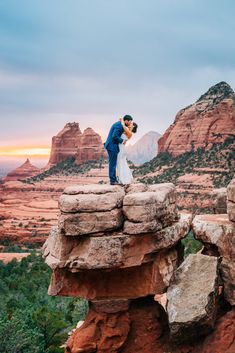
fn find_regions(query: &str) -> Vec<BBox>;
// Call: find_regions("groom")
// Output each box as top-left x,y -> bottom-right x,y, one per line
104,115 -> 133,185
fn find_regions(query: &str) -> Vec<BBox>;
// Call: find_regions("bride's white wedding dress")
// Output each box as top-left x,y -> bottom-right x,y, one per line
117,133 -> 133,184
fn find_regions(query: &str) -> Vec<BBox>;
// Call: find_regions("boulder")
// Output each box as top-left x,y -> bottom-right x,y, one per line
167,254 -> 219,342
59,208 -> 124,236
192,214 -> 235,305
123,188 -> 178,234
43,213 -> 192,271
213,188 -> 227,214
48,247 -> 180,300
59,190 -> 125,213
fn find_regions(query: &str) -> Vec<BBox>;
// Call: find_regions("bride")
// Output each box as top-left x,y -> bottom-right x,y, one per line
117,118 -> 138,185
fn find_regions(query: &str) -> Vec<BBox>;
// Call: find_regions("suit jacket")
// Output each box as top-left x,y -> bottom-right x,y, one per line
104,121 -> 124,152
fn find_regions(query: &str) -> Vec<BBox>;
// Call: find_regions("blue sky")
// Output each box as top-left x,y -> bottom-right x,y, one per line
0,0 -> 235,148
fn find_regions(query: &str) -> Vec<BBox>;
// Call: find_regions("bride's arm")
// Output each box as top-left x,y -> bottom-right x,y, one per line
120,118 -> 132,139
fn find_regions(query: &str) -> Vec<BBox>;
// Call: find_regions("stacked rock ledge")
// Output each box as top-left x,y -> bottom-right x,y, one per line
43,181 -> 235,352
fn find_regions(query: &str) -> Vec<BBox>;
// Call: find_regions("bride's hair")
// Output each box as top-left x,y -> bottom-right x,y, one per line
132,122 -> 138,133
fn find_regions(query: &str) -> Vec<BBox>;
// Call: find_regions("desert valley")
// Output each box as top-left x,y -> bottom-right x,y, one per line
0,81 -> 234,250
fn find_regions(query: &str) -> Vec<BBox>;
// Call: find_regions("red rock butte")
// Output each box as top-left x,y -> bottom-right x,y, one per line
48,122 -> 105,167
158,81 -> 235,156
4,158 -> 39,181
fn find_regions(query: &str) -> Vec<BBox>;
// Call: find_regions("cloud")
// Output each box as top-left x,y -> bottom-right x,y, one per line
0,0 -> 235,147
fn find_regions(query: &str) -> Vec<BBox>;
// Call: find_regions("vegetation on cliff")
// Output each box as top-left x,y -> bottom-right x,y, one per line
0,253 -> 88,353
22,157 -> 105,183
135,136 -> 235,188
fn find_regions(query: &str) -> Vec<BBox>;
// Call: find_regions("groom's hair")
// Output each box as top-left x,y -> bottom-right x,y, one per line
123,115 -> 133,121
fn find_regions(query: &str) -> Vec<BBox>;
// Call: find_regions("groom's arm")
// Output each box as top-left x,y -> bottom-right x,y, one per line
112,125 -> 124,144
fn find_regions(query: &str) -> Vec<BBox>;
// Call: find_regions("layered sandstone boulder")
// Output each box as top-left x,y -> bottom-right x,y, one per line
4,159 -> 40,181
167,254 -> 219,342
43,183 -> 191,301
47,122 -> 105,167
213,188 -> 227,214
158,82 -> 235,156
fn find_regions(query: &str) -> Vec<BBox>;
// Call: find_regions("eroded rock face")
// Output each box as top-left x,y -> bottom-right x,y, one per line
4,159 -> 40,181
227,177 -> 235,222
158,82 -> 235,156
192,214 -> 235,305
75,128 -> 105,165
167,254 -> 219,342
65,298 -> 167,353
43,214 -> 191,271
48,123 -> 105,167
213,188 -> 227,214
48,247 -> 180,300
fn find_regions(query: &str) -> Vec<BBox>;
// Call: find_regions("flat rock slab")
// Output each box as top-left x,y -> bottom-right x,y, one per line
59,190 -> 125,213
167,254 -> 219,342
48,248 -> 179,300
63,184 -> 124,195
192,214 -> 235,305
43,213 -> 192,270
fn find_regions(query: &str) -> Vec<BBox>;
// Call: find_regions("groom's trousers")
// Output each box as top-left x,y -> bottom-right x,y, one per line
107,149 -> 118,184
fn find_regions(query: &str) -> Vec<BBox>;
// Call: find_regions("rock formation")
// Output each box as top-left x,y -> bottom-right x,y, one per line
75,128 -> 105,165
213,187 -> 227,214
158,81 -> 235,156
227,177 -> 235,222
48,122 -> 105,167
193,176 -> 235,305
43,180 -> 235,352
4,158 -> 39,181
126,131 -> 161,164
167,254 -> 219,342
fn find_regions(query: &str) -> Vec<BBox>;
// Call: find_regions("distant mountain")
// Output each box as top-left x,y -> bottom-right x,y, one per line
158,81 -> 235,156
126,131 -> 161,165
4,159 -> 40,181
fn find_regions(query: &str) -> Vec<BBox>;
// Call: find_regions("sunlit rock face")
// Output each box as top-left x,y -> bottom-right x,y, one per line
158,82 -> 235,156
48,123 -> 105,167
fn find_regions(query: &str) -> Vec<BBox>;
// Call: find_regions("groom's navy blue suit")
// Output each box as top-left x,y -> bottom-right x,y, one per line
104,121 -> 124,184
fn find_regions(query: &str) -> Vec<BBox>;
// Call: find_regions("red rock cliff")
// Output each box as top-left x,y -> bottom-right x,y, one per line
158,81 -> 235,156
48,123 -> 105,166
75,128 -> 105,165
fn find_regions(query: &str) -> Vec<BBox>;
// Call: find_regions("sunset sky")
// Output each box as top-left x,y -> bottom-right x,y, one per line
1,0 -> 235,160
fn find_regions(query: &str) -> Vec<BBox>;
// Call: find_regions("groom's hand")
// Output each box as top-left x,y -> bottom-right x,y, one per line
123,140 -> 127,145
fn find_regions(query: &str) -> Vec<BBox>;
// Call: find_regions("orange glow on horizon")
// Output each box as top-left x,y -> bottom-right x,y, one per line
0,146 -> 51,157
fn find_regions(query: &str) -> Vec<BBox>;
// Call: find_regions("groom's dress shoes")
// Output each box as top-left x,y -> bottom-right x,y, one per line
110,181 -> 123,186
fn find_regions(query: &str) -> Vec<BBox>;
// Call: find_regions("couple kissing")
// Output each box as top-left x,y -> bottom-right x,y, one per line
104,115 -> 138,185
